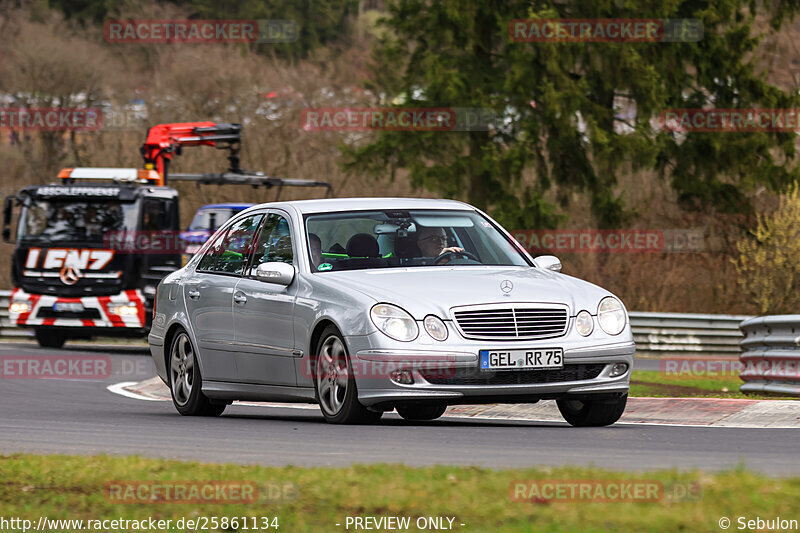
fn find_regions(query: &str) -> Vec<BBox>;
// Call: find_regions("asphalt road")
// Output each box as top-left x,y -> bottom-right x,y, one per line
0,342 -> 796,475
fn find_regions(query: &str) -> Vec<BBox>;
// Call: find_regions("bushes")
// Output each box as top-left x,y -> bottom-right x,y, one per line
733,187 -> 800,314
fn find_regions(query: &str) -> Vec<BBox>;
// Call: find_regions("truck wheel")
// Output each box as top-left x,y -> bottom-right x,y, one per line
35,329 -> 66,349
313,325 -> 382,425
168,329 -> 225,417
397,404 -> 447,421
556,394 -> 627,427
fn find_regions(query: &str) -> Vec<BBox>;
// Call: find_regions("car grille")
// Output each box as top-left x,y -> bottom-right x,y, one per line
452,306 -> 568,340
420,364 -> 605,386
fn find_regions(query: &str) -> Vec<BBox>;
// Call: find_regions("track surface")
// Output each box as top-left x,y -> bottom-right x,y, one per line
0,342 -> 795,475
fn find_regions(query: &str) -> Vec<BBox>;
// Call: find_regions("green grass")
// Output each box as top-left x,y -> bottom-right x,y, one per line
629,369 -> 789,400
2,454 -> 799,532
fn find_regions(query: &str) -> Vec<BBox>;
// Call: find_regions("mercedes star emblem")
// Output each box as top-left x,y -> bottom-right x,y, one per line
500,280 -> 513,293
59,265 -> 82,286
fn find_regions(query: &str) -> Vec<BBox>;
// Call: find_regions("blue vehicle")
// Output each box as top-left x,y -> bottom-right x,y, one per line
181,204 -> 254,256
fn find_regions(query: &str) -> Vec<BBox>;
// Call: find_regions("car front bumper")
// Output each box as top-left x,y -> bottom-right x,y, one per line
345,332 -> 635,407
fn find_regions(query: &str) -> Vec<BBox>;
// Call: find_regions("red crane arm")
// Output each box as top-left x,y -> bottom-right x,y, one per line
140,122 -> 242,185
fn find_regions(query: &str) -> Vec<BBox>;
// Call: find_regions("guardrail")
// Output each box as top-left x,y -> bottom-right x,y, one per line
739,315 -> 800,396
0,290 -> 753,353
629,311 -> 752,359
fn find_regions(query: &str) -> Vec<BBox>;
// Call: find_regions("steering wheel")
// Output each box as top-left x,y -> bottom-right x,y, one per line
434,250 -> 480,265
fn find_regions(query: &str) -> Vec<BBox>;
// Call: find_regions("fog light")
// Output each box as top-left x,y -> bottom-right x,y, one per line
390,369 -> 414,385
609,363 -> 629,377
9,302 -> 31,314
108,304 -> 138,316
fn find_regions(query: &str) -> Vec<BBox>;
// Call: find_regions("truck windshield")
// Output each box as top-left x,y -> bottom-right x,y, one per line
20,200 -> 138,241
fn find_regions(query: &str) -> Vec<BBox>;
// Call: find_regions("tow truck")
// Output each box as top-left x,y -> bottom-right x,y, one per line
2,122 -> 331,348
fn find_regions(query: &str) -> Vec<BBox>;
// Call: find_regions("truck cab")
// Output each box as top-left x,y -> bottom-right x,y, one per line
3,168 -> 180,347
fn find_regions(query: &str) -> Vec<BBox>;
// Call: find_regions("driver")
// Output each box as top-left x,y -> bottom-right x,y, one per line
416,226 -> 463,263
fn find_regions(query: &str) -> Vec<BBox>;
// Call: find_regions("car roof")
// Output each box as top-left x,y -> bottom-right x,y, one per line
243,197 -> 474,215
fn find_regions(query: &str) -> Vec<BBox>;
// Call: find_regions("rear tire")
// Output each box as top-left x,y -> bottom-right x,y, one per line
397,404 -> 447,421
35,329 -> 66,349
168,329 -> 225,417
313,325 -> 382,425
556,394 -> 627,427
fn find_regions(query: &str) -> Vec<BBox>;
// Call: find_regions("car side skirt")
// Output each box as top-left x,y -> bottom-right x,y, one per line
202,381 -> 317,403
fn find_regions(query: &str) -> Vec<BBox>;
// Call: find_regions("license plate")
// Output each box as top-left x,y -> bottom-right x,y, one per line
480,348 -> 563,371
54,302 -> 85,313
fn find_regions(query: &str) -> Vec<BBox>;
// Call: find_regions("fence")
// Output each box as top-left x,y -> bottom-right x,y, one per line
738,315 -> 800,396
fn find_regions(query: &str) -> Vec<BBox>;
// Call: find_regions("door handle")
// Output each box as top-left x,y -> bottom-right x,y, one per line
187,289 -> 200,300
233,291 -> 247,305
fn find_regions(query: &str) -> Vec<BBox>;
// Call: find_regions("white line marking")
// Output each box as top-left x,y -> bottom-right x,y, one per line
106,382 -> 165,401
107,381 -> 320,410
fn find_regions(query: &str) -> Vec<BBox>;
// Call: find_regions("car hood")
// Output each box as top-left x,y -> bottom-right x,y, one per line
323,266 -> 617,319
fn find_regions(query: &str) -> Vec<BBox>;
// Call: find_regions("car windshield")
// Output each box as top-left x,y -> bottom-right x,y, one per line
304,209 -> 530,272
19,200 -> 137,241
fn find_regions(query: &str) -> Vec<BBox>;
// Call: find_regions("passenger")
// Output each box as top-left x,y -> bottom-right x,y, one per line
308,233 -> 323,268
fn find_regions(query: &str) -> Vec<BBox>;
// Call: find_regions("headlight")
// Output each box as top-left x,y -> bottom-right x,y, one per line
597,297 -> 626,335
370,304 -> 418,342
9,302 -> 31,314
108,303 -> 139,316
575,310 -> 593,336
424,315 -> 448,341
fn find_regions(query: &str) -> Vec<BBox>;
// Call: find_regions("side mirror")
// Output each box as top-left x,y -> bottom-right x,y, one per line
533,254 -> 561,272
255,262 -> 295,286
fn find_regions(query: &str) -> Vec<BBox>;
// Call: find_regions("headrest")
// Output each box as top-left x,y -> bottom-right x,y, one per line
346,233 -> 380,257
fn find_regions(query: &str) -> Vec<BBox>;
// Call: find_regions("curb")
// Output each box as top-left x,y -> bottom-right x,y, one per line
116,377 -> 800,428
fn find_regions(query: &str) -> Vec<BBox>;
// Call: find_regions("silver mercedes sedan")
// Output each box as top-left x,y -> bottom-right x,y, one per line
148,198 -> 635,425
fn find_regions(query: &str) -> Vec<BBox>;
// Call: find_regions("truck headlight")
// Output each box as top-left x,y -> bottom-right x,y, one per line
424,315 -> 448,341
575,310 -> 593,336
9,302 -> 31,314
597,297 -> 626,335
108,303 -> 138,316
370,304 -> 418,342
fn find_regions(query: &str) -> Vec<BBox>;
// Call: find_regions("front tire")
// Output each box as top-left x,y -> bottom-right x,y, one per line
313,326 -> 382,425
168,330 -> 225,417
556,394 -> 627,427
397,404 -> 447,421
35,329 -> 66,349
